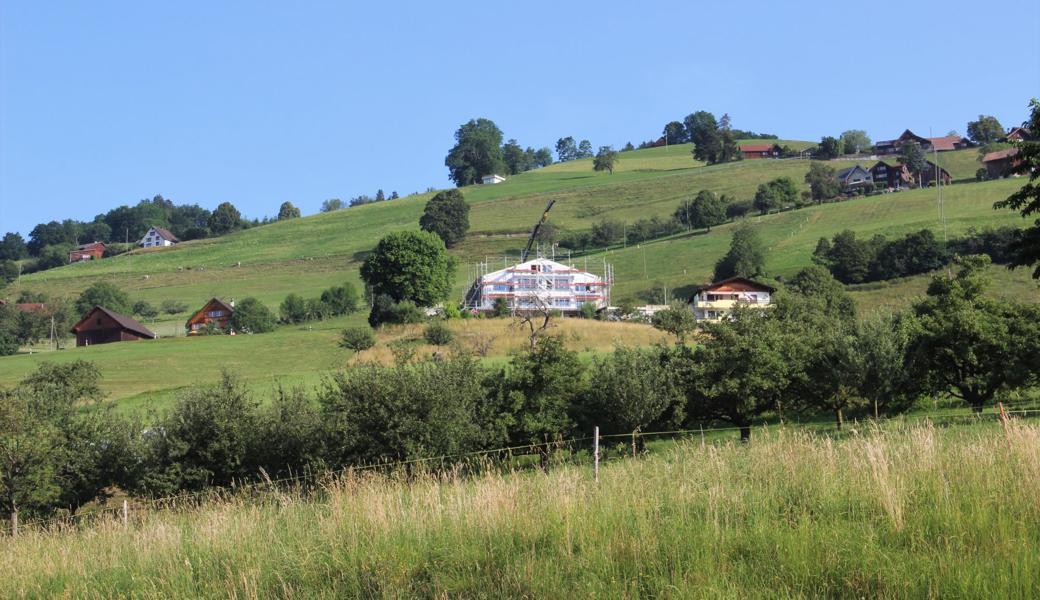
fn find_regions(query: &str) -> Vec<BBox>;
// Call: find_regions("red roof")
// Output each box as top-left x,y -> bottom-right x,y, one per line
739,144 -> 776,152
982,148 -> 1019,163
71,306 -> 156,339
926,135 -> 960,152
75,242 -> 106,251
692,277 -> 776,295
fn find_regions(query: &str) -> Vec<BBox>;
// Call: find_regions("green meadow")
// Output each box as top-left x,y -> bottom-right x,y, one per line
3,420 -> 1038,598
2,143 -> 1035,405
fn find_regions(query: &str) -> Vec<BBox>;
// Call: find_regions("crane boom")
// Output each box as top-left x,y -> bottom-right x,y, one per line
520,199 -> 555,263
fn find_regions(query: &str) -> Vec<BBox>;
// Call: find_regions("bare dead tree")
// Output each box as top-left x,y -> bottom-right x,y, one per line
511,293 -> 556,351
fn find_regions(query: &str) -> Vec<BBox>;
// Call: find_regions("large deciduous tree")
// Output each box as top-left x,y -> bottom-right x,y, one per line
592,146 -> 618,174
277,202 -> 301,220
555,137 -> 578,162
839,130 -> 872,154
75,282 -> 131,316
805,162 -> 841,202
966,114 -> 1004,144
753,176 -> 798,214
994,98 -> 1040,277
898,142 -> 927,185
361,231 -> 457,307
208,202 -> 242,235
0,233 -> 27,261
713,222 -> 766,281
445,118 -> 505,186
906,255 -> 1040,412
419,189 -> 470,248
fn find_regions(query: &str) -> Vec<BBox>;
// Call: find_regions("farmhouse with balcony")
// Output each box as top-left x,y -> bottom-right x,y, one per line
70,306 -> 156,347
139,226 -> 179,248
688,277 -> 775,322
186,297 -> 235,334
739,143 -> 782,159
868,160 -> 913,190
68,242 -> 105,263
465,257 -> 612,315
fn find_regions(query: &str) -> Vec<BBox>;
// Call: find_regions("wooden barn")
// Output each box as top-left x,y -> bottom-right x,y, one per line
69,242 -> 105,263
739,143 -> 782,159
185,297 -> 235,334
71,306 -> 156,347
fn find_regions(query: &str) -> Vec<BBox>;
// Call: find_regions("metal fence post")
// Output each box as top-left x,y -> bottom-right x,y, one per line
593,426 -> 600,483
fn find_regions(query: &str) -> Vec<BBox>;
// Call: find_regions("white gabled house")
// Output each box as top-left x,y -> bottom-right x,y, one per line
467,257 -> 612,315
139,226 -> 179,248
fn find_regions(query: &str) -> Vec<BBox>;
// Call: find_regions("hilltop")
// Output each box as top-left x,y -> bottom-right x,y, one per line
1,142 -> 1035,403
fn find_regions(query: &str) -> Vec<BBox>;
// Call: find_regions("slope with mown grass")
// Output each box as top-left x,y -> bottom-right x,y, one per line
2,420 -> 1037,597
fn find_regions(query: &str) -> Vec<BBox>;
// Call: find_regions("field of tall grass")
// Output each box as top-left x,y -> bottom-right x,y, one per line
3,420 -> 1037,598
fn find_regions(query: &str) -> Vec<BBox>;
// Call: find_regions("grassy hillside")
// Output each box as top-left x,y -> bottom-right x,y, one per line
3,421 -> 1038,597
2,142 -> 1035,405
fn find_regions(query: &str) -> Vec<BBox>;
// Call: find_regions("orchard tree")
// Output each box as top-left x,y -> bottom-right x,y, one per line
279,293 -> 309,324
651,304 -> 698,342
676,190 -> 726,231
577,139 -> 593,158
419,189 -> 470,248
815,136 -> 842,160
583,346 -> 680,438
753,177 -> 798,214
714,222 -> 766,280
994,98 -> 1040,277
805,162 -> 841,201
277,202 -> 301,220
361,230 -> 457,307
75,282 -> 131,316
966,115 -> 1005,144
444,118 -> 505,186
321,199 -> 344,212
592,146 -> 618,174
907,255 -> 1040,412
839,130 -> 872,154
555,137 -> 578,162
208,202 -> 242,235
662,121 -> 686,145
898,142 -> 927,185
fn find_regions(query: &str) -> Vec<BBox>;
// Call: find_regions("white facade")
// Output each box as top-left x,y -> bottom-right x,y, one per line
481,174 -> 506,185
688,278 -> 774,322
470,257 -> 611,314
139,227 -> 177,248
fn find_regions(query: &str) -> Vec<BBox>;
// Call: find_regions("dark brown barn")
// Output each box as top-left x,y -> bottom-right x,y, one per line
982,148 -> 1021,179
739,143 -> 782,159
69,242 -> 106,263
70,306 -> 156,347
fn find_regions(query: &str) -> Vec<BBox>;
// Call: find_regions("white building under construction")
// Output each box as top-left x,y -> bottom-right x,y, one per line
465,256 -> 613,315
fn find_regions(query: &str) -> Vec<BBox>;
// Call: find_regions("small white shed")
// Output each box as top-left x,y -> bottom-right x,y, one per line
481,174 -> 506,185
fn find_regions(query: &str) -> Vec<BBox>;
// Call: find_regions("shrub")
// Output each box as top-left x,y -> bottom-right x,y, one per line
424,320 -> 454,345
229,297 -> 276,334
491,297 -> 511,318
580,302 -> 598,319
320,283 -> 359,316
976,168 -> 988,182
279,293 -> 309,324
161,299 -> 188,315
132,300 -> 158,320
339,327 -> 376,352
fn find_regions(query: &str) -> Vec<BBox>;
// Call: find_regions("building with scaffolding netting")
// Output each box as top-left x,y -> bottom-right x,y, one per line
464,255 -> 613,315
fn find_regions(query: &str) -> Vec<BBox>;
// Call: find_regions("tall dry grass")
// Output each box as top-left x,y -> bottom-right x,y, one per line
2,421 -> 1038,598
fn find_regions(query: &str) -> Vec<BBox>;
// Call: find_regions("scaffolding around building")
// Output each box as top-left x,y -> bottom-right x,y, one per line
463,247 -> 613,315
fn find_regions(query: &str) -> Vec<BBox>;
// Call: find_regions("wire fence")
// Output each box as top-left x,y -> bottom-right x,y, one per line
9,401 -> 1040,535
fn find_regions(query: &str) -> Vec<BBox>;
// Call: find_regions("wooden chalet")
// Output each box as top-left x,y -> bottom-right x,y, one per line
69,242 -> 105,263
185,297 -> 235,334
71,306 -> 156,347
919,160 -> 952,186
869,160 -> 912,189
982,148 -> 1021,179
1005,127 -> 1033,142
739,143 -> 782,159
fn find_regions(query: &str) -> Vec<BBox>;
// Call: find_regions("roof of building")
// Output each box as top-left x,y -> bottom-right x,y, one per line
926,135 -> 962,152
482,257 -> 601,281
186,297 -> 235,326
74,241 -> 105,251
14,302 -> 47,313
1006,127 -> 1032,140
739,144 -> 778,152
836,165 -> 870,179
982,147 -> 1019,162
691,277 -> 777,295
150,226 -> 179,242
71,305 -> 156,339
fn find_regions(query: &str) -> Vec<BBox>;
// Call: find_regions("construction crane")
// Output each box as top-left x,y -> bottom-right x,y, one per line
520,199 -> 555,263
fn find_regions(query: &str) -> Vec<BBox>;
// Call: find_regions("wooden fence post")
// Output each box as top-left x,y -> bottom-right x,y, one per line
700,424 -> 705,449
593,426 -> 600,483
10,511 -> 17,538
122,499 -> 129,526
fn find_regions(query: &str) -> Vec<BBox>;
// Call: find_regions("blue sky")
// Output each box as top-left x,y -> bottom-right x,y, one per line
1,0 -> 1038,236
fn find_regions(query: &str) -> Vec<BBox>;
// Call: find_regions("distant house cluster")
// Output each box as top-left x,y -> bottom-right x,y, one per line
874,130 -> 972,155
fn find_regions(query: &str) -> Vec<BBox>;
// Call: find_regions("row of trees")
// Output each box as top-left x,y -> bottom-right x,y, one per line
278,283 -> 360,325
444,118 -> 553,186
6,254 -> 1037,525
